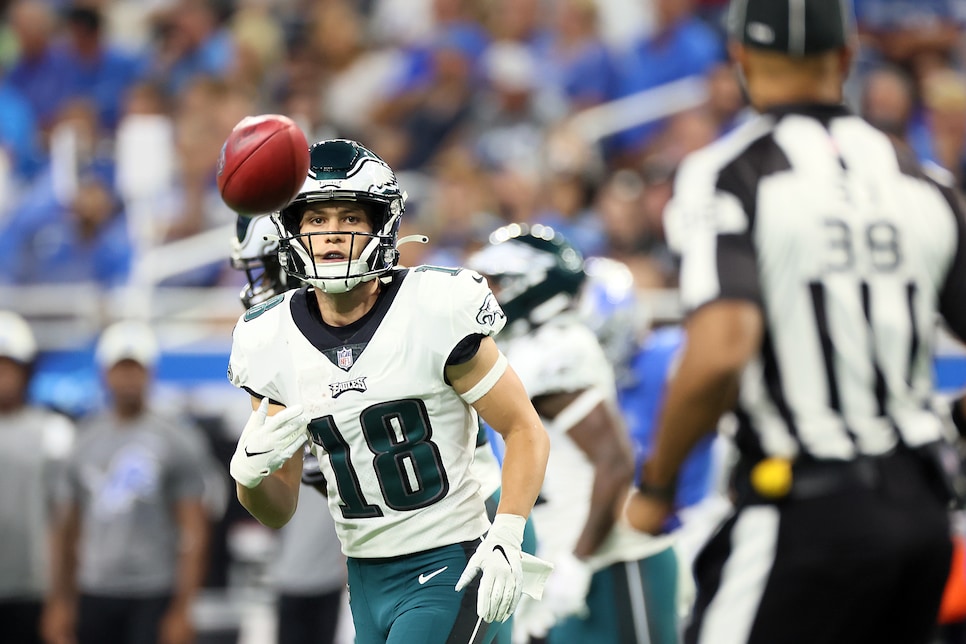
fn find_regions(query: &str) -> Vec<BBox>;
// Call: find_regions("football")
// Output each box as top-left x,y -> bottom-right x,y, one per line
217,114 -> 310,215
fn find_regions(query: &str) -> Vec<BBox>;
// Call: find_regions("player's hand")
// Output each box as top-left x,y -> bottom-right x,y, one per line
455,513 -> 526,623
41,597 -> 76,644
542,551 -> 593,621
230,398 -> 308,489
624,488 -> 673,535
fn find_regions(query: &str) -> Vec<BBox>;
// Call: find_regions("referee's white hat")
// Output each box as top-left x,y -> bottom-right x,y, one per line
728,0 -> 854,57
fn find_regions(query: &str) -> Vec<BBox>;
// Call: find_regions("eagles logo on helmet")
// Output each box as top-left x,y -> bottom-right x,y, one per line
272,139 -> 426,294
466,223 -> 586,332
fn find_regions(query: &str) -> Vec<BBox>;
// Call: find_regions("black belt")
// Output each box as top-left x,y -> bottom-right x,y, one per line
734,443 -> 958,506
734,454 -> 882,505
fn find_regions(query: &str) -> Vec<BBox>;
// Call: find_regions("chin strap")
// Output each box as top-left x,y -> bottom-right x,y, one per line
397,234 -> 430,247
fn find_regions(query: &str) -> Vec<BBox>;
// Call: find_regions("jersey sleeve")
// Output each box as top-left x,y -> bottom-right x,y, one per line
665,141 -> 762,314
413,266 -> 507,361
227,296 -> 288,403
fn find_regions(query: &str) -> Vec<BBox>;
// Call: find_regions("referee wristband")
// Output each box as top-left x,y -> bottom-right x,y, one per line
636,479 -> 677,504
637,462 -> 677,503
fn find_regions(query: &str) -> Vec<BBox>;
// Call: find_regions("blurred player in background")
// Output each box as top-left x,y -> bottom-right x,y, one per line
0,311 -> 75,644
226,139 -> 551,644
578,257 -> 730,622
230,213 -> 347,644
43,321 -> 211,644
467,225 -> 678,644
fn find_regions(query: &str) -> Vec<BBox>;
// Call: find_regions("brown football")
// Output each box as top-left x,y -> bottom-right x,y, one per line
217,114 -> 310,215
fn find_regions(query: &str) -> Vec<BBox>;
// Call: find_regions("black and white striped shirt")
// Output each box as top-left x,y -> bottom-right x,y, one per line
666,103 -> 966,461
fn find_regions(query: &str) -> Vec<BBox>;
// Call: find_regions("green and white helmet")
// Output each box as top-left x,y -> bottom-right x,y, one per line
466,223 -> 586,331
272,139 -> 411,293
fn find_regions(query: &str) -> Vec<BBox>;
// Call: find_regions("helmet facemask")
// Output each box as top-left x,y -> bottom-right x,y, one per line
273,140 -> 408,293
231,214 -> 292,308
276,207 -> 401,294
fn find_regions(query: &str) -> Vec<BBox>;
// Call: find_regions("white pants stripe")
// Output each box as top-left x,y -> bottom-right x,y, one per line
696,506 -> 779,644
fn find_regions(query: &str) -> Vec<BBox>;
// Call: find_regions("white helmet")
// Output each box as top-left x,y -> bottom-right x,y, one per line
272,139 -> 408,294
230,214 -> 293,309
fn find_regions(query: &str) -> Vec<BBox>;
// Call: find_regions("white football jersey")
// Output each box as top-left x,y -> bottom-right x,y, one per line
229,267 -> 506,558
501,315 -> 673,568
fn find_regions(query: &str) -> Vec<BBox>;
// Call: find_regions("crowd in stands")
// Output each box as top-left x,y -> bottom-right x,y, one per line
1,0 -> 964,297
4,2 -> 966,643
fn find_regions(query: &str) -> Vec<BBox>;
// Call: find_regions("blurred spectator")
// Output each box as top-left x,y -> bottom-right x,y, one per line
705,62 -> 745,135
379,0 -> 490,94
402,144 -> 502,267
0,173 -> 132,288
532,127 -> 609,257
909,68 -> 966,188
485,0 -> 551,51
0,311 -> 75,644
308,1 -> 403,141
596,169 -> 669,289
375,24 -> 484,170
60,4 -> 148,132
861,64 -> 916,143
545,0 -> 613,109
148,0 -> 236,98
472,40 -> 568,175
5,0 -> 73,131
163,77 -> 249,243
0,77 -> 42,189
606,0 -> 725,164
228,2 -> 285,97
653,107 -> 719,167
43,321 -> 211,644
854,0 -> 966,85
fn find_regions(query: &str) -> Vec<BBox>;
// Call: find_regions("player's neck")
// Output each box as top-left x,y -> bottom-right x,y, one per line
313,280 -> 381,327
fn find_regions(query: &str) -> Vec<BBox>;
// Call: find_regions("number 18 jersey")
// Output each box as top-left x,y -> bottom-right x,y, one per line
228,267 -> 506,558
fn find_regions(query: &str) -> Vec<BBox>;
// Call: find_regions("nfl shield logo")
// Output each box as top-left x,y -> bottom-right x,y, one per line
337,347 -> 353,370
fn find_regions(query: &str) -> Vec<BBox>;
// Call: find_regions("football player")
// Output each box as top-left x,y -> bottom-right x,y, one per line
226,139 -> 551,644
230,213 -> 297,309
467,226 -> 678,644
230,213 -> 347,644
579,257 -> 728,631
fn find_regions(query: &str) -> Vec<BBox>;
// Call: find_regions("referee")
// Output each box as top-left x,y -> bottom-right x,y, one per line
624,1 -> 966,643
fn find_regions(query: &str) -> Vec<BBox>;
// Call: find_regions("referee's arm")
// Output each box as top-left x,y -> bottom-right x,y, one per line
625,299 -> 762,534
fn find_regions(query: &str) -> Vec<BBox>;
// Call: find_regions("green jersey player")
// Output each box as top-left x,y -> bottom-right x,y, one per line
226,139 -> 550,644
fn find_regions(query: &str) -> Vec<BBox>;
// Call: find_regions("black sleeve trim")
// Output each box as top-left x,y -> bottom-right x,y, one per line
446,333 -> 486,366
716,233 -> 763,306
242,387 -> 284,407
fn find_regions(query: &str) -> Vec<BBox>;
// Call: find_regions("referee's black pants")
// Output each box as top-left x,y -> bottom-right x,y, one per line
685,447 -> 952,644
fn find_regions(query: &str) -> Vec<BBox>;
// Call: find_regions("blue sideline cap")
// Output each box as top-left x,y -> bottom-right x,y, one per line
728,0 -> 854,56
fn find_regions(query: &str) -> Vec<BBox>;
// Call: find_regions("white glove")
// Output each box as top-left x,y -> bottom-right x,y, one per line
230,398 -> 309,488
455,513 -> 526,623
542,551 -> 593,621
